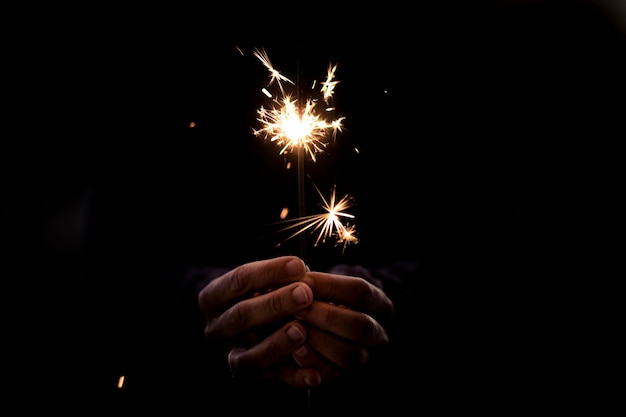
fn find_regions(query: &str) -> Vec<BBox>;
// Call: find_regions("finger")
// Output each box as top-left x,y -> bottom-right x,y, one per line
301,271 -> 394,322
292,342 -> 342,383
228,321 -> 306,371
274,365 -> 322,389
263,360 -> 322,388
227,322 -> 322,388
230,350 -> 321,389
199,256 -> 307,316
304,325 -> 369,371
204,282 -> 313,341
295,300 -> 389,349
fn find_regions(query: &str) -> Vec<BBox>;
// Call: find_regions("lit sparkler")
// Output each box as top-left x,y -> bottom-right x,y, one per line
249,45 -> 356,415
250,46 -> 356,251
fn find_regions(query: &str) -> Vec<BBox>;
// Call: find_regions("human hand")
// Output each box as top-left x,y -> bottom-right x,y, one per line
197,256 -> 394,388
293,271 -> 394,383
197,256 -> 323,388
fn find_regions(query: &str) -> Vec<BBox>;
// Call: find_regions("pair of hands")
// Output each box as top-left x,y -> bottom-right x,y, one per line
198,256 -> 393,389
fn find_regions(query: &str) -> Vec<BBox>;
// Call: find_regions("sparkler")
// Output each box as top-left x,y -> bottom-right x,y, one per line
250,46 -> 355,416
251,47 -> 354,250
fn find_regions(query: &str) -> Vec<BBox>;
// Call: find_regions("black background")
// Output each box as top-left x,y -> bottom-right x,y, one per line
3,0 -> 624,413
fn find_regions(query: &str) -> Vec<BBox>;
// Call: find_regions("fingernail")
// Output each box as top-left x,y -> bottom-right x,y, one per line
294,345 -> 308,359
286,258 -> 305,277
286,326 -> 305,342
292,285 -> 309,304
304,373 -> 321,387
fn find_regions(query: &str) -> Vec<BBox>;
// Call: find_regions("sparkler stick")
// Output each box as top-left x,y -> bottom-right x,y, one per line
252,46 -> 351,247
295,52 -> 312,417
296,55 -> 307,262
298,141 -> 308,258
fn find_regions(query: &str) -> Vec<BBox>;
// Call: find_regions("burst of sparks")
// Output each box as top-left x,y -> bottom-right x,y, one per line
275,182 -> 358,251
252,47 -> 345,163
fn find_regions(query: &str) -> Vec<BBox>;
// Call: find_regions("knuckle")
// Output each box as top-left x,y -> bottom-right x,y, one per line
228,267 -> 245,293
353,280 -> 394,322
224,305 -> 248,331
203,322 -> 214,340
355,314 -> 388,348
355,280 -> 377,308
344,347 -> 369,370
262,340 -> 280,367
321,303 -> 335,326
266,292 -> 283,315
357,313 -> 376,338
229,351 -> 240,369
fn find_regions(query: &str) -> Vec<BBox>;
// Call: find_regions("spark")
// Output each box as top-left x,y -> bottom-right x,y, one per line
253,47 -> 294,96
320,62 -> 339,101
252,48 -> 345,162
274,182 -> 358,251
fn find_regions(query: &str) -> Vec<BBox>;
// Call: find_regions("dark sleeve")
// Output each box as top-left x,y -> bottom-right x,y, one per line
165,265 -> 231,359
171,266 -> 230,317
327,260 -> 419,291
132,266 -> 238,412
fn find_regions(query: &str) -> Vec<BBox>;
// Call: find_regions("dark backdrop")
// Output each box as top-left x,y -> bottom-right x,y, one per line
3,0 -> 623,413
